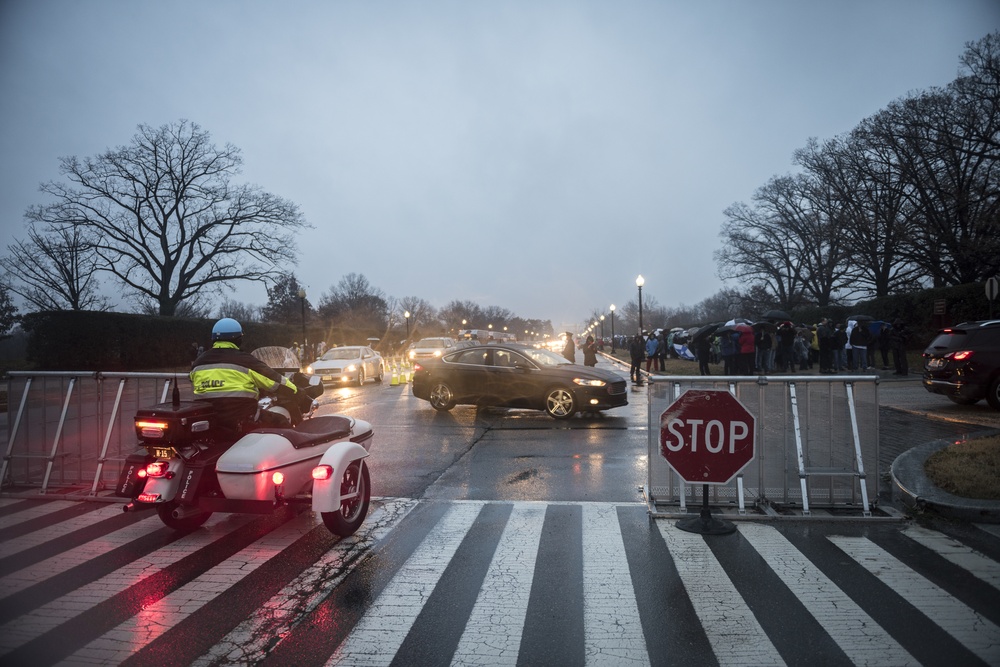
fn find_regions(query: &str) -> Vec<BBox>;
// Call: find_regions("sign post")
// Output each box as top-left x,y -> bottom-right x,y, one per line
659,389 -> 756,534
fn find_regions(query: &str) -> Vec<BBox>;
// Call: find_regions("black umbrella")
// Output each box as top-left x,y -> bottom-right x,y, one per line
691,323 -> 721,342
847,314 -> 874,322
763,309 -> 791,321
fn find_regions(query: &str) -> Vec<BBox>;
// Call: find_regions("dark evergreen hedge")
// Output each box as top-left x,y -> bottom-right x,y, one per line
19,312 -> 301,371
791,282 -> 996,348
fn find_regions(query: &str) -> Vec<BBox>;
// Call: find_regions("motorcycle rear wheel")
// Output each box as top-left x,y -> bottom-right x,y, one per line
157,502 -> 212,531
321,460 -> 371,537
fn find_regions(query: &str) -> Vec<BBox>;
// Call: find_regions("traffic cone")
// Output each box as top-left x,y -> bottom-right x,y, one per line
390,363 -> 399,386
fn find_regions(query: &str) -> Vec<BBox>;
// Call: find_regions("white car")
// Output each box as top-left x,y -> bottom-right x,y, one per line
307,346 -> 384,386
407,337 -> 457,361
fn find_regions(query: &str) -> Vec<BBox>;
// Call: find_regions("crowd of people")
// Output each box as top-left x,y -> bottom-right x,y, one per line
619,317 -> 912,383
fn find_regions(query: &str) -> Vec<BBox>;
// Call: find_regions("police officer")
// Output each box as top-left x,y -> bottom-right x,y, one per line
190,318 -> 300,439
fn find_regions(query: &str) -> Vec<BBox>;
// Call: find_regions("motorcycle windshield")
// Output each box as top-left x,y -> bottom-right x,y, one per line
251,346 -> 300,372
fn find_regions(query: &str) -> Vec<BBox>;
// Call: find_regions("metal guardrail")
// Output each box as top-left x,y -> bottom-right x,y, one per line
2,371 -> 195,495
645,374 -> 879,517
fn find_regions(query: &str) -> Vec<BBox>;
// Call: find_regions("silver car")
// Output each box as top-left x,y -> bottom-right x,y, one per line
307,346 -> 384,386
407,337 -> 457,362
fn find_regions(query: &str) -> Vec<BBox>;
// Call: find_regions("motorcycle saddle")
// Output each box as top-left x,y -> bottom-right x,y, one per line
256,415 -> 354,450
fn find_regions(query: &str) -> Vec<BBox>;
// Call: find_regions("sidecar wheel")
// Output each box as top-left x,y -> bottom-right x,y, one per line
321,459 -> 371,537
157,502 -> 212,531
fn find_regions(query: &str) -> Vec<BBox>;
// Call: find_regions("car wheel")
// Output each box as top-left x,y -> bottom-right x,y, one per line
987,375 -> 1000,411
376,364 -> 384,383
321,460 -> 371,537
544,386 -> 576,419
429,383 -> 456,411
356,367 -> 365,387
948,395 -> 980,406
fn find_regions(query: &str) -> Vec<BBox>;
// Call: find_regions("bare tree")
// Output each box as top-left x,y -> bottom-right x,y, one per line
25,120 -> 308,315
0,283 -> 18,338
716,193 -> 808,310
1,223 -> 109,311
802,134 -> 926,298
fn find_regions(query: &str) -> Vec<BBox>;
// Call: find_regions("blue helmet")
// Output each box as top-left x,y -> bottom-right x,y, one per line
212,318 -> 243,346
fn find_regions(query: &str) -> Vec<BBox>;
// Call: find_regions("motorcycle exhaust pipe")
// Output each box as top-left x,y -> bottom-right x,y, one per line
171,504 -> 203,521
122,502 -> 155,513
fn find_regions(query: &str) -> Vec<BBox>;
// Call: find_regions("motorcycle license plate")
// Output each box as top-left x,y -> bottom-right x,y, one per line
150,447 -> 174,459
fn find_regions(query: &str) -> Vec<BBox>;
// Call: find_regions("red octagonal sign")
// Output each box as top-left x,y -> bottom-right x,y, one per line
659,389 -> 756,484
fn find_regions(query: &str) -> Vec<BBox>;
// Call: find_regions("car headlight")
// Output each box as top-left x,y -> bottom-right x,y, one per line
346,364 -> 357,372
408,350 -> 415,359
573,378 -> 606,387
306,365 -> 314,374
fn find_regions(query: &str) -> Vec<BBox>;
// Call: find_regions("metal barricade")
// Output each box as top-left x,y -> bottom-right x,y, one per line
646,375 -> 879,517
1,371 -> 195,495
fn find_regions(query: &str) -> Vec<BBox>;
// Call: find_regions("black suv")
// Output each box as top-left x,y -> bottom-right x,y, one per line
922,320 -> 1000,410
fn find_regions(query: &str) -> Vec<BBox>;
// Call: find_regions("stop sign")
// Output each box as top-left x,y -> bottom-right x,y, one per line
659,389 -> 756,484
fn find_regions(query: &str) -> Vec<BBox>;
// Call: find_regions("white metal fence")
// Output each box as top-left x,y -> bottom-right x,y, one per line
1,371 -> 197,496
646,374 -> 879,517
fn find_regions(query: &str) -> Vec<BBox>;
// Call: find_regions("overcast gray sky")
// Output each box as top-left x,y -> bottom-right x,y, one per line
1,0 -> 997,331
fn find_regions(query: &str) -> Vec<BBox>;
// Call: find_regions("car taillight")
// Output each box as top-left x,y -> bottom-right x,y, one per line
947,350 -> 974,361
312,465 -> 333,481
145,461 -> 170,478
413,363 -> 424,372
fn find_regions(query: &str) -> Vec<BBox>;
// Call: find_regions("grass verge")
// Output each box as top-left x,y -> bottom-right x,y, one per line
924,436 -> 1000,500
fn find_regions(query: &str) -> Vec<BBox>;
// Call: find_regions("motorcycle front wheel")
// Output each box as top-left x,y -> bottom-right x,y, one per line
157,502 -> 212,531
321,459 -> 371,537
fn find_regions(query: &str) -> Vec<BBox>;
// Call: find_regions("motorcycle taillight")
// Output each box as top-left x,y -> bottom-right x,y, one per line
145,461 -> 170,478
136,419 -> 169,439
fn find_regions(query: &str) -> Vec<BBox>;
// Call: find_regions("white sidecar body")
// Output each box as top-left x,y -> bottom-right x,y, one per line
215,414 -> 373,503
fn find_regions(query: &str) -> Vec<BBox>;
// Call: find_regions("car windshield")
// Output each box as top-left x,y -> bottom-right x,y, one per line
417,339 -> 451,348
521,347 -> 573,367
321,348 -> 361,360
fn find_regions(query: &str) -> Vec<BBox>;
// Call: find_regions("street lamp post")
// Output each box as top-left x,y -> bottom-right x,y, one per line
297,287 -> 307,361
610,304 -> 616,352
636,275 -> 645,334
404,310 -> 411,341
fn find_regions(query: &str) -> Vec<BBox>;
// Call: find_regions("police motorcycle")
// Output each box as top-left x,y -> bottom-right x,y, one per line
117,346 -> 373,537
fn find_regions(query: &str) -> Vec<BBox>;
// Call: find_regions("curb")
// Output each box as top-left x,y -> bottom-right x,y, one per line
890,433 -> 1000,523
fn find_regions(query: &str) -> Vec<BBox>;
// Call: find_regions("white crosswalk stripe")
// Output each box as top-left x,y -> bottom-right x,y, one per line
829,535 -> 1000,665
1,498 -> 999,666
657,521 -> 785,666
903,524 -> 1000,592
325,502 -> 482,666
452,502 -> 545,666
738,523 -> 916,666
0,500 -> 77,530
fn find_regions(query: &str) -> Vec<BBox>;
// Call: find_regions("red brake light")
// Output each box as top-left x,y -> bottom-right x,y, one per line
145,461 -> 170,478
312,465 -> 333,481
947,350 -> 974,361
413,363 -> 424,372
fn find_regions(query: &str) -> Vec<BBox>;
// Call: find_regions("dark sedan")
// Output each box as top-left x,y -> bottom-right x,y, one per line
411,343 -> 628,419
922,320 -> 1000,410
